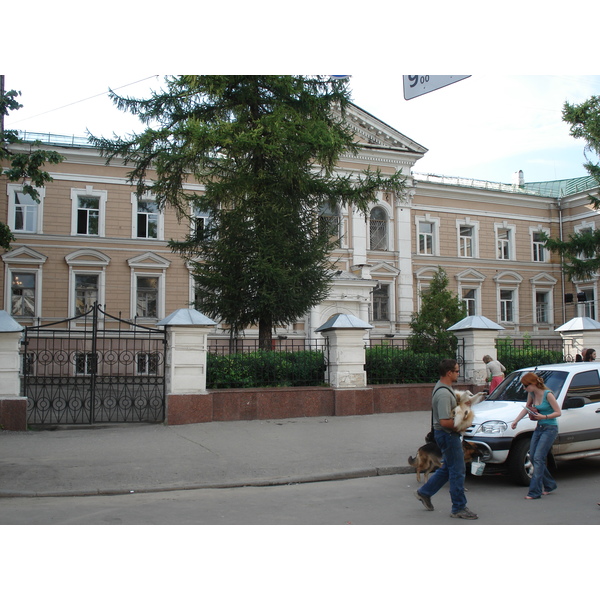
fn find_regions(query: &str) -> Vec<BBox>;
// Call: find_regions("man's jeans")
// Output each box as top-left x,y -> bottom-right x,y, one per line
527,423 -> 558,498
418,429 -> 467,513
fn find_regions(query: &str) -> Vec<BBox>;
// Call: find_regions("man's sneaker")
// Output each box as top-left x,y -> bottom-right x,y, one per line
414,491 -> 434,511
450,507 -> 478,520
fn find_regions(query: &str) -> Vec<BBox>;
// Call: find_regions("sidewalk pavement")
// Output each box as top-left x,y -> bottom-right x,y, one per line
0,412 -> 431,498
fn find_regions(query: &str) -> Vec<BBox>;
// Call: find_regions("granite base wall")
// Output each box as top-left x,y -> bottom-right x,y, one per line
0,398 -> 28,431
166,384 -> 485,425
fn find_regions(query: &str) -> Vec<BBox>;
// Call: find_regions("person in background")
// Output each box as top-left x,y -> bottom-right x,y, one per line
483,355 -> 506,393
584,348 -> 596,362
511,372 -> 561,499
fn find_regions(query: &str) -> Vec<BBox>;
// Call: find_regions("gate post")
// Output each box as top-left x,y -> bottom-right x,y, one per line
315,313 -> 374,416
0,311 -> 27,431
158,309 -> 217,425
448,315 -> 505,385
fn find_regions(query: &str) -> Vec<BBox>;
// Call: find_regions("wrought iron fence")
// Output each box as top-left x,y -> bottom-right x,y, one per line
495,337 -> 575,374
207,337 -> 329,388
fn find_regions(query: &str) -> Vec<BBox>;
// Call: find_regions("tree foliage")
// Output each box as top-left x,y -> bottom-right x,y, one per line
91,75 -> 407,348
1,78 -> 64,250
407,267 -> 466,356
543,95 -> 600,279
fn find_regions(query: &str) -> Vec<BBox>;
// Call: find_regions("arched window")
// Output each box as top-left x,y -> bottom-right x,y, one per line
318,203 -> 341,240
369,206 -> 388,250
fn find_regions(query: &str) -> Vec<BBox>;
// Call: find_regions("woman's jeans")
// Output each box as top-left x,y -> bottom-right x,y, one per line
418,429 -> 467,513
528,423 -> 558,498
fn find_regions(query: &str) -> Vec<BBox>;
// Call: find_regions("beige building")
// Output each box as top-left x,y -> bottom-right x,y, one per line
2,104 -> 599,341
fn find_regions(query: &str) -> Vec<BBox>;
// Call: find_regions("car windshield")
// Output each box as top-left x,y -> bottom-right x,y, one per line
486,369 -> 569,402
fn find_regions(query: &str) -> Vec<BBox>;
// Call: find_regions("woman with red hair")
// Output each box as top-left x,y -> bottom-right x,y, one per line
511,372 -> 561,499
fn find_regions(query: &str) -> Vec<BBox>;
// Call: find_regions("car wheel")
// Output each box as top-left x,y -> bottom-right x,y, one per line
508,437 -> 534,486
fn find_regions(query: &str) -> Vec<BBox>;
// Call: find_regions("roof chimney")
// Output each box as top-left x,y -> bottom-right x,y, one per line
512,170 -> 524,187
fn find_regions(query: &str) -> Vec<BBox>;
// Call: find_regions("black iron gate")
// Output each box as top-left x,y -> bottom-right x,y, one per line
22,303 -> 167,425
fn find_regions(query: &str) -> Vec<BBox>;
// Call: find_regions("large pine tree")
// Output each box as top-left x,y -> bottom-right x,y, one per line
91,76 -> 406,348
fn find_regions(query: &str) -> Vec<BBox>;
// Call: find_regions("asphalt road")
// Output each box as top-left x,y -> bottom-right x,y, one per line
2,458 -> 600,525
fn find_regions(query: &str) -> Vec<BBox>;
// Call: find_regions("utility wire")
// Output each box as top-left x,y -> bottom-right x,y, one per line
8,75 -> 159,125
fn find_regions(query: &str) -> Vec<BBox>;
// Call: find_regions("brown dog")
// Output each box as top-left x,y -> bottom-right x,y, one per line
408,440 -> 483,482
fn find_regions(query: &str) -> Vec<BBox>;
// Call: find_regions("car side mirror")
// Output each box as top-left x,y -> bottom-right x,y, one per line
563,396 -> 586,409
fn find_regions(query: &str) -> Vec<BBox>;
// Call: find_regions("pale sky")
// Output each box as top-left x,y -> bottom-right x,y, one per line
5,73 -> 598,186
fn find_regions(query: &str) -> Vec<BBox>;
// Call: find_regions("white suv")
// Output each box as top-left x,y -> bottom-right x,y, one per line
464,362 -> 600,485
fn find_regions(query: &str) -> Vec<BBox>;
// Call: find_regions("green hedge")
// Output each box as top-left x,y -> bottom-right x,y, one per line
207,350 -> 327,389
365,347 -> 444,384
496,348 -> 565,375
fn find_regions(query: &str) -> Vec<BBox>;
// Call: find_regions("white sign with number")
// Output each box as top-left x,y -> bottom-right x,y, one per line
403,75 -> 471,100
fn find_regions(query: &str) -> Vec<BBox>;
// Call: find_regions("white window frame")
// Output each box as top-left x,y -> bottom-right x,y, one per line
461,287 -> 478,316
456,218 -> 479,259
7,183 -> 44,234
7,268 -> 39,318
372,283 -> 390,321
416,214 -> 440,256
495,222 -> 516,261
369,205 -> 389,251
70,271 -> 104,317
131,271 -> 165,321
530,226 -> 549,263
499,288 -> 516,323
577,285 -> 597,319
132,192 -> 164,240
574,223 -> 595,260
70,186 -> 107,237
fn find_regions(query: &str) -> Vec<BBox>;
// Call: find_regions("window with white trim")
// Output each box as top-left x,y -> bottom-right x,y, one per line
532,231 -> 546,262
10,271 -> 36,317
578,287 -> 596,320
369,206 -> 388,250
133,194 -> 163,240
136,275 -> 159,318
418,221 -> 435,256
462,288 -> 477,316
500,289 -> 515,322
137,352 -> 160,375
75,274 -> 99,316
7,184 -> 44,233
497,228 -> 511,260
318,203 -> 341,240
372,284 -> 389,320
535,291 -> 549,323
459,225 -> 474,258
71,187 -> 107,237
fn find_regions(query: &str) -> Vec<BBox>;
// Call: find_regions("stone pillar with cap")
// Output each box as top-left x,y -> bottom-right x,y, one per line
555,316 -> 600,360
315,313 -> 373,388
447,315 -> 505,385
157,308 -> 217,424
0,310 -> 27,430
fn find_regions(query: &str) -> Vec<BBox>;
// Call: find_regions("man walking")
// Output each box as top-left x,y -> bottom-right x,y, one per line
415,358 -> 479,520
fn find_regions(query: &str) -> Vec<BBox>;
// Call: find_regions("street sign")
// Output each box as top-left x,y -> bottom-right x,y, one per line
403,75 -> 471,100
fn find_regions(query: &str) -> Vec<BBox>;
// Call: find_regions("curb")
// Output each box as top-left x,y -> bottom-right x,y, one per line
0,465 -> 414,499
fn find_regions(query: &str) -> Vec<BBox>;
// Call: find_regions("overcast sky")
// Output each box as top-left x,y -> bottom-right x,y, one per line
5,73 -> 598,186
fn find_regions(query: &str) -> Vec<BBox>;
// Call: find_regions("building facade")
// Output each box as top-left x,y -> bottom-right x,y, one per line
2,104 -> 599,341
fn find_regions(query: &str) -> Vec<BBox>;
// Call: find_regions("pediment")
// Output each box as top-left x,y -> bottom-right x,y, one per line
1,245 -> 48,265
493,270 -> 523,284
65,249 -> 111,266
370,261 -> 400,277
456,269 -> 485,283
530,273 -> 558,285
342,103 -> 428,155
127,252 -> 171,269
